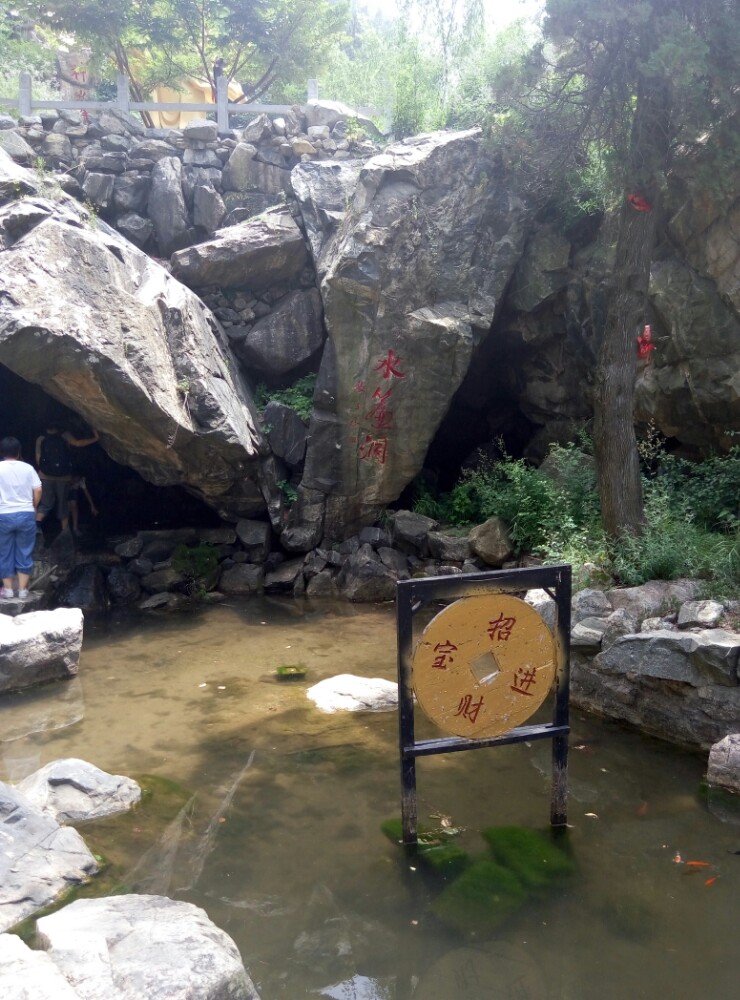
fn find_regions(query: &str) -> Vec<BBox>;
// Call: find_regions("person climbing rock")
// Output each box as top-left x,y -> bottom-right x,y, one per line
0,436 -> 42,599
35,422 -> 99,532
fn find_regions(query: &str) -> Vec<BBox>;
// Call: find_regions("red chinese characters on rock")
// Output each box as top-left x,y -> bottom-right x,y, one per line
431,639 -> 457,669
510,666 -> 537,697
487,614 -> 517,641
355,349 -> 408,466
454,693 -> 484,724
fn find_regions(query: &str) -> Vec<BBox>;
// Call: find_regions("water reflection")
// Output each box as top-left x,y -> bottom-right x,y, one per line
0,598 -> 736,1000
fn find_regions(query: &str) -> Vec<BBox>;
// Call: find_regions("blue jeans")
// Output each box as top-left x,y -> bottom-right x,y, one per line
0,511 -> 37,579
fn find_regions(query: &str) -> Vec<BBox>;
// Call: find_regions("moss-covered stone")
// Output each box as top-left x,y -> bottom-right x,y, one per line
417,841 -> 470,877
432,858 -> 527,935
481,825 -> 575,888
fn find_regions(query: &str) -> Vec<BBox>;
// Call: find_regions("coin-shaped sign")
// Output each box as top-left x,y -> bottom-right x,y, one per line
412,594 -> 555,739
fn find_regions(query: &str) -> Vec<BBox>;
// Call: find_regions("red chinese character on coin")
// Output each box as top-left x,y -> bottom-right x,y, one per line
454,693 -> 484,724
487,613 -> 516,641
510,666 -> 537,696
431,639 -> 457,669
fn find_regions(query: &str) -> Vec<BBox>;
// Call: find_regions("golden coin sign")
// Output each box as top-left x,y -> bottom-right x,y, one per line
412,594 -> 555,739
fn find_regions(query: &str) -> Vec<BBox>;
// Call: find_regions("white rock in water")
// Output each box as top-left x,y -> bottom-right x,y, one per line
0,608 -> 83,694
17,758 -> 141,824
307,673 -> 398,713
0,934 -> 81,999
36,894 -> 261,999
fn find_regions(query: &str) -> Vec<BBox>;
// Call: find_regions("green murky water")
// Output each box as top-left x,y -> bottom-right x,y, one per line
1,598 -> 737,1000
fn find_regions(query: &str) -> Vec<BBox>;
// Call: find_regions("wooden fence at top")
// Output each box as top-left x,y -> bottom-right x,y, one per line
0,73 -> 375,132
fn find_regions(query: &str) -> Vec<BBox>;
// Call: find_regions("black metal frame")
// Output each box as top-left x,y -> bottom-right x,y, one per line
396,564 -> 572,846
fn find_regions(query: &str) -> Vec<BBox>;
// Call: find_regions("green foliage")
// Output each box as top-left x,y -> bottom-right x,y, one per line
255,374 -> 316,422
276,480 -> 298,505
172,542 -> 219,594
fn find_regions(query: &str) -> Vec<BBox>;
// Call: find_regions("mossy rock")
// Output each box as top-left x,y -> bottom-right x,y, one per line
380,817 -> 469,876
275,664 -> 307,681
481,826 -> 575,889
432,857 -> 527,936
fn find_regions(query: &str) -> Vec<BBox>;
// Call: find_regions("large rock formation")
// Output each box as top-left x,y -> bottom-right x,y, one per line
0,153 -> 272,519
301,128 -> 530,537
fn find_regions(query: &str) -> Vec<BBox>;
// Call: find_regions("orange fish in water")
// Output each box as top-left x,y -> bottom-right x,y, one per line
686,861 -> 711,868
704,877 -> 718,886
673,852 -> 682,864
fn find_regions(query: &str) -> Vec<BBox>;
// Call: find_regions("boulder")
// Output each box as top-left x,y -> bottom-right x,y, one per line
17,758 -> 141,823
107,566 -> 142,603
468,517 -> 514,567
192,184 -> 226,235
571,588 -> 613,624
0,184 -> 269,520
280,487 -> 326,552
36,895 -> 261,999
262,401 -> 308,466
264,558 -> 305,592
235,519 -> 271,561
0,129 -> 36,165
305,569 -> 339,597
0,609 -> 83,695
524,589 -> 557,631
301,129 -> 530,535
337,548 -> 397,602
606,579 -> 701,620
290,159 -> 364,264
0,934 -> 81,999
707,733 -> 740,793
0,146 -> 37,200
596,629 -> 738,687
427,531 -> 471,562
391,510 -> 438,556
55,564 -> 110,611
219,563 -> 264,594
170,206 -> 309,291
235,288 -> 325,376
0,781 -> 98,932
677,600 -> 724,629
148,156 -> 191,255
508,225 -> 571,313
307,673 -> 398,713
182,118 -> 219,143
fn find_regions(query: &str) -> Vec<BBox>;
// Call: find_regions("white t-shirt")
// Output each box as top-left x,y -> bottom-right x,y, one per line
0,460 -> 42,514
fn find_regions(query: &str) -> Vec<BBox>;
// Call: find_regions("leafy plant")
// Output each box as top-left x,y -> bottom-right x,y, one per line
171,543 -> 219,595
255,374 -> 316,423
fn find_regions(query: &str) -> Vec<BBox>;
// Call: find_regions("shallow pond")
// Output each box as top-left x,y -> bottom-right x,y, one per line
1,598 -> 737,1000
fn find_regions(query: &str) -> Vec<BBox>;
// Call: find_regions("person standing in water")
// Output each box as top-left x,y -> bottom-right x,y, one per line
0,436 -> 42,599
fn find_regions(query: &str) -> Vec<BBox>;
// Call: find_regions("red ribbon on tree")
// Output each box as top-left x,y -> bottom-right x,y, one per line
637,324 -> 656,361
627,193 -> 653,212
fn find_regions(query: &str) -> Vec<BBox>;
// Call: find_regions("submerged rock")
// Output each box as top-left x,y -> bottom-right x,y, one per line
707,733 -> 740,793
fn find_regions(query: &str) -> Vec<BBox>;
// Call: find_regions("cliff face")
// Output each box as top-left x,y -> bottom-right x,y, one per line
0,106 -> 738,541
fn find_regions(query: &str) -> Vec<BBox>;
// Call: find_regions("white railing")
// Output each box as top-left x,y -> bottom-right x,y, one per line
0,74 -> 336,132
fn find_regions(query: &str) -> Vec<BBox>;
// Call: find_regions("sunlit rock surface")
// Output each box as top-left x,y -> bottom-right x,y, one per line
0,608 -> 83,695
17,758 -> 141,824
36,894 -> 261,999
0,166 -> 271,520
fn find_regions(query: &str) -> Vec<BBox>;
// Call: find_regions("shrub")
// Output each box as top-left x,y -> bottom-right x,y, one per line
254,374 -> 316,422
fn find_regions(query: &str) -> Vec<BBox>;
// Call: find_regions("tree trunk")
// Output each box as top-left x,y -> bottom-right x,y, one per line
593,76 -> 669,538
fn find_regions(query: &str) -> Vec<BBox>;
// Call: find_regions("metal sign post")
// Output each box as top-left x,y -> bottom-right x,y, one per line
396,564 -> 571,847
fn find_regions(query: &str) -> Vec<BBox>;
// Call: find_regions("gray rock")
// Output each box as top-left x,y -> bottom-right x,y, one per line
114,536 -> 144,558
595,628 -> 739,687
113,173 -> 151,213
707,733 -> 740,793
235,288 -> 324,376
601,607 -> 638,650
116,212 -> 154,247
0,129 -> 36,165
198,527 -> 238,545
219,563 -> 264,594
337,549 -> 397,602
106,566 -> 142,603
148,156 -> 191,255
391,510 -> 438,556
572,588 -> 613,624
377,546 -> 409,577
307,674 -> 398,713
0,781 -> 98,932
138,591 -> 186,611
281,487 -> 326,552
264,557 -> 305,592
263,401 -> 308,466
0,933 -> 81,999
183,118 -> 219,143
41,132 -> 73,164
171,206 -> 308,291
235,519 -> 271,560
141,567 -> 185,593
468,517 -> 513,567
221,141 -> 257,189
130,138 -> 178,161
192,184 -> 226,234
524,589 -> 557,631
36,894 -> 260,999
606,579 -> 701,620
508,224 -> 570,313
305,569 -> 339,597
677,600 -> 724,629
358,526 -> 391,548
427,531 -> 471,562
290,159 -> 364,263
0,188 -> 269,520
82,171 -> 115,208
570,622 -> 605,650
0,147 -> 37,200
17,758 -> 141,823
242,114 -> 273,143
0,609 -> 83,695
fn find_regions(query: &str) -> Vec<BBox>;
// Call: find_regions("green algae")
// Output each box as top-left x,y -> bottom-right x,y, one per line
432,857 -> 528,935
481,825 -> 575,889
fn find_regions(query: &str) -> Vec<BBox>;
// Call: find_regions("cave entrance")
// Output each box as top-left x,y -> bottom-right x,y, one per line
0,366 -> 221,536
